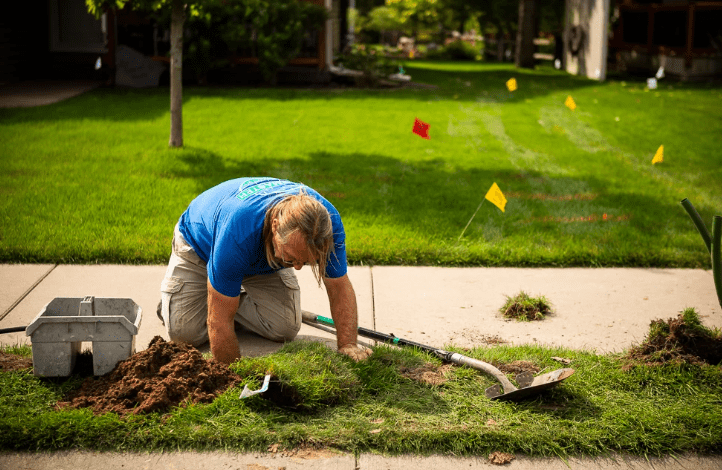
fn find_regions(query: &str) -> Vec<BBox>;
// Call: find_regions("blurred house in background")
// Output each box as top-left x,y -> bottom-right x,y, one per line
608,0 -> 722,80
0,0 -> 350,86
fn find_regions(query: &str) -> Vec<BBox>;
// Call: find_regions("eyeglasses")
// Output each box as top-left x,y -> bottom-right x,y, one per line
274,233 -> 309,269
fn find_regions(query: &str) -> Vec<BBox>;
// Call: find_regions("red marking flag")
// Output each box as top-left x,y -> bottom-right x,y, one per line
412,117 -> 430,140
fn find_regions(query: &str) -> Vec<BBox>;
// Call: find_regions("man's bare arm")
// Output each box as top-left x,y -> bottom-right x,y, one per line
323,274 -> 371,361
207,280 -> 241,365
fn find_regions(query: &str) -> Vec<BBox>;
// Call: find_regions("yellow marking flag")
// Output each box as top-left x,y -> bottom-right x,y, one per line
457,182 -> 508,241
565,95 -> 576,111
485,182 -> 507,212
506,78 -> 518,92
652,145 -> 664,164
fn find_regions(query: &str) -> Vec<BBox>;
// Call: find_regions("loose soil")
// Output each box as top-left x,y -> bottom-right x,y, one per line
496,360 -> 540,375
489,451 -> 515,465
625,313 -> 722,368
0,351 -> 33,372
454,330 -> 508,345
398,360 -> 540,387
57,336 -> 242,416
400,363 -> 453,386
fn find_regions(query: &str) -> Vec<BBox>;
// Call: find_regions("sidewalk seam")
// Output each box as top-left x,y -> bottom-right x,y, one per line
0,264 -> 57,322
370,266 -> 376,331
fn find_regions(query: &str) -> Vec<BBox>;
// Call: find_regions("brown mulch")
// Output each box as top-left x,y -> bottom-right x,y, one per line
624,313 -> 722,368
0,351 -> 33,372
56,336 -> 242,416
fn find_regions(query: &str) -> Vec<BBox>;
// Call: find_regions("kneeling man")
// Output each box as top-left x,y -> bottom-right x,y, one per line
159,177 -> 370,364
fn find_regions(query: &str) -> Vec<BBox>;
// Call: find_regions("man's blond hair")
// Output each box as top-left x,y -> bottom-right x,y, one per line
263,192 -> 334,286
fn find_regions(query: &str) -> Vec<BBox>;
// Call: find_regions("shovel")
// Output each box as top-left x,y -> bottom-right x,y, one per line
239,373 -> 271,399
302,311 -> 574,401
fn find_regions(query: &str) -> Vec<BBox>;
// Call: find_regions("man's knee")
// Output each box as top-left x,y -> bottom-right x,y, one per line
162,292 -> 209,347
167,321 -> 208,347
270,318 -> 301,342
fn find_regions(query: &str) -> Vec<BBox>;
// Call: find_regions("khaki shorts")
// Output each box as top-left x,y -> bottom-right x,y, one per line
159,224 -> 301,347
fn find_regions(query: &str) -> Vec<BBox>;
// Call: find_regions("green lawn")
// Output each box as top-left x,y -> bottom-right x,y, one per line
1,61 -> 720,266
2,341 -> 721,456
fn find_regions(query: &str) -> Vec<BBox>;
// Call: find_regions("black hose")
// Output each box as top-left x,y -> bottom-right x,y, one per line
0,326 -> 27,334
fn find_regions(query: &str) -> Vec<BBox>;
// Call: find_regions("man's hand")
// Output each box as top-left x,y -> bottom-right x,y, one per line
338,344 -> 372,362
207,280 -> 241,365
324,274 -> 361,349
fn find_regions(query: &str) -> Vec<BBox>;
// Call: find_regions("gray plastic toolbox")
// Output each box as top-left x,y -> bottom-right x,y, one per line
26,296 -> 142,377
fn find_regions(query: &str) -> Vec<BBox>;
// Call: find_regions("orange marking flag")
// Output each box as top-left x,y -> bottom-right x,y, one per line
565,95 -> 577,111
506,78 -> 518,92
485,182 -> 507,213
652,145 -> 664,164
412,117 -> 430,140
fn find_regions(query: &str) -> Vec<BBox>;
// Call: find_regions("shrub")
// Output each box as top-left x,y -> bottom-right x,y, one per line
425,40 -> 483,61
183,0 -> 328,84
336,43 -> 401,87
444,40 -> 483,61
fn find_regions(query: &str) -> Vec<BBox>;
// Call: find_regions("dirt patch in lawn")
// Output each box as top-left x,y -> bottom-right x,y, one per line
496,360 -> 540,375
624,310 -> 722,368
57,336 -> 242,416
0,351 -> 33,372
400,363 -> 453,386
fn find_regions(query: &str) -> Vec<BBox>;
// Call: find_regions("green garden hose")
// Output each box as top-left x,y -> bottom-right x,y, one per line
681,198 -> 712,253
712,216 -> 722,309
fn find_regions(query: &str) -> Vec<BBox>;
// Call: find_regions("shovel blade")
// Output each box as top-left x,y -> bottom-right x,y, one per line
239,374 -> 272,399
490,368 -> 575,401
485,384 -> 503,399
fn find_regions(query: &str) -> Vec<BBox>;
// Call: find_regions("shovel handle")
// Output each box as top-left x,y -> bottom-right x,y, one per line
446,353 -> 518,392
302,311 -> 440,355
302,311 -> 518,393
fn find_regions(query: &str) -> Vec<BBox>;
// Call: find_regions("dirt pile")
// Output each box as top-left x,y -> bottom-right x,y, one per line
57,336 -> 242,416
488,451 -> 515,465
0,351 -> 33,372
626,310 -> 722,367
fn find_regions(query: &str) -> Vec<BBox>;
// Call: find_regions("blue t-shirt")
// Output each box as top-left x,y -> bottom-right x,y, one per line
178,177 -> 347,297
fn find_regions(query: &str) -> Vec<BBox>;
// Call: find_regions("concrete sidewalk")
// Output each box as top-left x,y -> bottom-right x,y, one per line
2,450 -> 721,470
2,264 -> 720,353
1,264 -> 720,470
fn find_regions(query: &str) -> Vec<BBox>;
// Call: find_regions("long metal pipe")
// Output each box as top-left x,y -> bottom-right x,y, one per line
681,198 -> 712,253
711,216 -> 722,309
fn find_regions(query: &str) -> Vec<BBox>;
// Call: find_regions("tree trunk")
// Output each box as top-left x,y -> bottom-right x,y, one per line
515,0 -> 538,69
169,0 -> 185,148
495,30 -> 504,62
